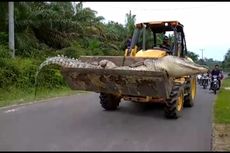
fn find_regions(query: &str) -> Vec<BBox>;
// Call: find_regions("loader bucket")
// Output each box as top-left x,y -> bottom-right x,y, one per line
61,66 -> 172,98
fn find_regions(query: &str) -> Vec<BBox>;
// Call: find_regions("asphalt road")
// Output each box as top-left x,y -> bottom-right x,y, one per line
0,85 -> 216,151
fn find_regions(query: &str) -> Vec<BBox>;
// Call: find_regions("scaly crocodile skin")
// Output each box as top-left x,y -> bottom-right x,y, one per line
38,55 -> 208,77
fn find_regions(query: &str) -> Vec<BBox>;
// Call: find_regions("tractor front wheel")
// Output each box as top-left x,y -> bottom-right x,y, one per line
164,85 -> 184,119
99,93 -> 121,110
184,77 -> 196,107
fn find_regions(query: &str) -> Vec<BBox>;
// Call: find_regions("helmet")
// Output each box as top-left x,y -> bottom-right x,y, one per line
163,35 -> 169,40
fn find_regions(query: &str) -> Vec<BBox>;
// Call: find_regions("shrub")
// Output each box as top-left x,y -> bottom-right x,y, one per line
0,32 -> 8,45
0,57 -> 67,89
35,65 -> 67,88
62,47 -> 85,58
0,45 -> 11,58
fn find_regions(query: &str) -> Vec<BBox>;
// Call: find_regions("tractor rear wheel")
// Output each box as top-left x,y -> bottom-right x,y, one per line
184,77 -> 196,107
99,93 -> 121,110
164,85 -> 184,119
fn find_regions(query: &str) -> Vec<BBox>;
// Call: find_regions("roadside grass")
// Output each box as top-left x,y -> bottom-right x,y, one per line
214,77 -> 230,123
0,86 -> 87,107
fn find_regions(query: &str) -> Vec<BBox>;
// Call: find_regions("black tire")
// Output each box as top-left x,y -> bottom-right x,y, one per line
164,85 -> 184,119
212,83 -> 218,94
184,78 -> 196,107
99,93 -> 121,110
203,85 -> 206,89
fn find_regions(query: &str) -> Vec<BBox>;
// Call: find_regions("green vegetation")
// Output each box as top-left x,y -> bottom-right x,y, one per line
187,51 -> 199,62
0,2 -> 136,107
197,58 -> 222,70
222,49 -> 230,72
214,77 -> 230,123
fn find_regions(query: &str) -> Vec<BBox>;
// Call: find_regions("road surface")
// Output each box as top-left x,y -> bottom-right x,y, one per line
0,85 -> 216,151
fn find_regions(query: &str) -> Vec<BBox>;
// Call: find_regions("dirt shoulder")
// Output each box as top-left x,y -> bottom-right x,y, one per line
212,123 -> 230,151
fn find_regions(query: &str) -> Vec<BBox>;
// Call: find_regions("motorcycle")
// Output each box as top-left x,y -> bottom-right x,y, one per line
210,75 -> 219,94
202,73 -> 209,89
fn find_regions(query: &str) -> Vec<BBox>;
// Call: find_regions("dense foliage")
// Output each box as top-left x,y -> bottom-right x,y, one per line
222,49 -> 230,72
0,2 -> 135,90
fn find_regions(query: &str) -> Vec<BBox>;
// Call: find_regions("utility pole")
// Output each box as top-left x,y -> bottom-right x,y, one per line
200,48 -> 204,60
9,2 -> 15,58
199,48 -> 205,65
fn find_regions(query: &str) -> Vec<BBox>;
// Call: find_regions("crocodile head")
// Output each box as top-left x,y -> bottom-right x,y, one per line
156,55 -> 209,77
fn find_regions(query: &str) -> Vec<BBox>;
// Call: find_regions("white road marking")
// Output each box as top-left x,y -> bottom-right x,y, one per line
4,109 -> 17,113
4,107 -> 24,113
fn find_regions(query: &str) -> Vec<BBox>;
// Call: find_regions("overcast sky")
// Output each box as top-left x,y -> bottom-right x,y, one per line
82,2 -> 230,61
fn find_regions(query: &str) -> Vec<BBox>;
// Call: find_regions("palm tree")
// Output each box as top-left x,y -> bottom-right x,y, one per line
1,2 -> 131,57
125,10 -> 136,38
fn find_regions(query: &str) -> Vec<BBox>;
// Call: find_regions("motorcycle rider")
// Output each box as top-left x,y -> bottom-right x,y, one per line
197,74 -> 202,85
201,72 -> 209,87
209,64 -> 222,90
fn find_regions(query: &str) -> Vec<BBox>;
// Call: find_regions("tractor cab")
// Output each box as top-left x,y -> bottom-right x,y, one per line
125,21 -> 188,58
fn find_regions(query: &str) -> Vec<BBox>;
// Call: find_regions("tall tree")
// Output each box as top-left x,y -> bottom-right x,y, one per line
125,10 -> 136,38
0,2 -> 131,57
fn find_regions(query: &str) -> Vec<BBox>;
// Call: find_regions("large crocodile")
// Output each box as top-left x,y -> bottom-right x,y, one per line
37,55 -> 208,78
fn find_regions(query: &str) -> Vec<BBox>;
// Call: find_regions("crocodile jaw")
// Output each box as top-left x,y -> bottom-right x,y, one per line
157,55 -> 208,77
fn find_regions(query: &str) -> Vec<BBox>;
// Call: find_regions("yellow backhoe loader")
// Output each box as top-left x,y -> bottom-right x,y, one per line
60,21 -> 199,119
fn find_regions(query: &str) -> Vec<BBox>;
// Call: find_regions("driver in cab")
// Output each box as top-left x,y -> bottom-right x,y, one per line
160,36 -> 172,54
